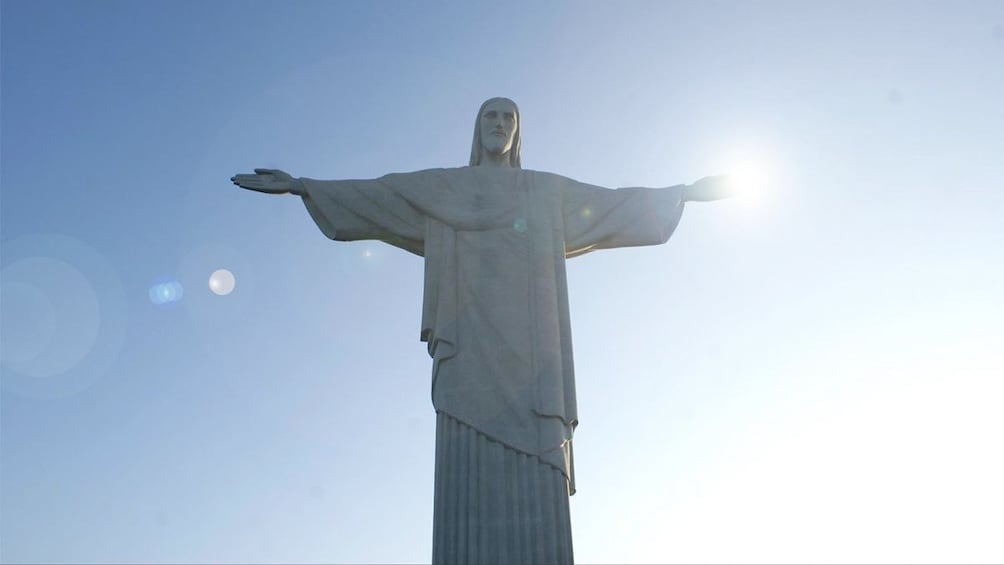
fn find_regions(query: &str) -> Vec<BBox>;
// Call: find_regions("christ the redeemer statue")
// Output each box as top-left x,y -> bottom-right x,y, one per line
232,97 -> 731,565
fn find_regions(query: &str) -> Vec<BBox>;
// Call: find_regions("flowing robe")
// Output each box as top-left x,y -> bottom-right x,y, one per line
300,166 -> 686,564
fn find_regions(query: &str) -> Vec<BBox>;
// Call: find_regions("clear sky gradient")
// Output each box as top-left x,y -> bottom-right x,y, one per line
2,1 -> 1003,563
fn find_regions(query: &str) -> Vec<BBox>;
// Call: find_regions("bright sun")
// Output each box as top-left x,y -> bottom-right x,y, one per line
726,154 -> 773,201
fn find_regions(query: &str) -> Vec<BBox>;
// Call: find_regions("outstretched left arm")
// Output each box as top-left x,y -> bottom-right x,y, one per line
561,174 -> 733,257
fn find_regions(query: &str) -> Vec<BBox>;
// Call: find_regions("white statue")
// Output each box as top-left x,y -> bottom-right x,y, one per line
232,97 -> 731,565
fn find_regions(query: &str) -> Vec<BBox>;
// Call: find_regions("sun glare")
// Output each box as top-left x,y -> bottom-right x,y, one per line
726,154 -> 773,201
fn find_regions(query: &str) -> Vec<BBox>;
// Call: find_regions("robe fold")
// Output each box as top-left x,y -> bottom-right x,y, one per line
300,166 -> 685,563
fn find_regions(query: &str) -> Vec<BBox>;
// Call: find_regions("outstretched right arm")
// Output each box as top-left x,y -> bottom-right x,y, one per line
247,169 -> 455,256
231,168 -> 305,196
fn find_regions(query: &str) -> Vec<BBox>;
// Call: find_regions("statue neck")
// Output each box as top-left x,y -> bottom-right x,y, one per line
479,150 -> 512,168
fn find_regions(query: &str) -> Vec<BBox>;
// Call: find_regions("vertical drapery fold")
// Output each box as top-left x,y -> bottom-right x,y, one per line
432,411 -> 573,565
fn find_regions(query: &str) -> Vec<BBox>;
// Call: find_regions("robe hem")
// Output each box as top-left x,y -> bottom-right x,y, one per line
434,408 -> 573,491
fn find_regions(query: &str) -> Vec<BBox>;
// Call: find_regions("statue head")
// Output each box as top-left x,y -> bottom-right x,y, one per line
469,97 -> 521,168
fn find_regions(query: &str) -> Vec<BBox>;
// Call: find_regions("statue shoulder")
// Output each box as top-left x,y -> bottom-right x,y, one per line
377,166 -> 470,184
522,169 -> 583,189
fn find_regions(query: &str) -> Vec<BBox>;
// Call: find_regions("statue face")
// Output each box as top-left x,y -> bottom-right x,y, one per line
478,99 -> 518,158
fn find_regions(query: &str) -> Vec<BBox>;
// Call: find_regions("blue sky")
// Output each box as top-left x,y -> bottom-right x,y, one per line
2,1 -> 1003,563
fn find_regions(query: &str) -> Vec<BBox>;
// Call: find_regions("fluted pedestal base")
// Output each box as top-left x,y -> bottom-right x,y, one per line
432,411 -> 574,565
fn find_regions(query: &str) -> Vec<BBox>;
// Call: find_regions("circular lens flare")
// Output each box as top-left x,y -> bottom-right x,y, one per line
1,281 -> 57,365
2,234 -> 128,398
149,281 -> 184,305
3,257 -> 102,377
209,269 -> 235,296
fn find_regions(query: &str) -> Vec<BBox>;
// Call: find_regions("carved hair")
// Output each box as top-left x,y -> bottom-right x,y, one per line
469,97 -> 522,168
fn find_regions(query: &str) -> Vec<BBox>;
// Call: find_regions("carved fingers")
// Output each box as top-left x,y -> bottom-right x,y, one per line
231,169 -> 298,194
685,175 -> 734,202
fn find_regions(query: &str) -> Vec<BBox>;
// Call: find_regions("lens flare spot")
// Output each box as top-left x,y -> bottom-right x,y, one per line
2,257 -> 101,378
208,269 -> 235,296
362,250 -> 373,259
2,234 -> 128,397
149,281 -> 184,305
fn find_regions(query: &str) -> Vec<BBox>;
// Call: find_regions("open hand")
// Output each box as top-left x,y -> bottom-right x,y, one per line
231,168 -> 303,195
684,175 -> 734,202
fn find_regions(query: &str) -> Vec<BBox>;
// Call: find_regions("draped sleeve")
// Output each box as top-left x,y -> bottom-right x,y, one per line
560,179 -> 688,258
299,171 -> 437,256
300,167 -> 526,256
